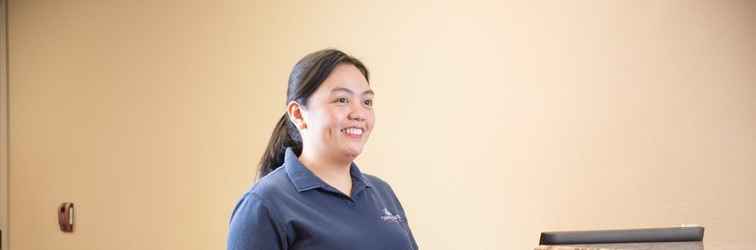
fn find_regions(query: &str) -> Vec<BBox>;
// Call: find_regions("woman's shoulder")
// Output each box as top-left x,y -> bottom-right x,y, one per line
363,173 -> 388,187
362,173 -> 409,213
248,166 -> 294,200
362,173 -> 398,194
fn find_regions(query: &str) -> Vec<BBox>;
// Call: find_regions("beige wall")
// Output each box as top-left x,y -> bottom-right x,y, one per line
8,1 -> 756,250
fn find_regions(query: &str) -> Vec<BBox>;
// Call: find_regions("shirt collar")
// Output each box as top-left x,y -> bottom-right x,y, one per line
284,147 -> 372,192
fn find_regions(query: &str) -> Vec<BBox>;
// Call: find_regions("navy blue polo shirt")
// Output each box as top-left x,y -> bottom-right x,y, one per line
228,147 -> 418,250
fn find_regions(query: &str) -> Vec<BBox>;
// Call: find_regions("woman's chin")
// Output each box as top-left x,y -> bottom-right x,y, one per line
341,145 -> 363,159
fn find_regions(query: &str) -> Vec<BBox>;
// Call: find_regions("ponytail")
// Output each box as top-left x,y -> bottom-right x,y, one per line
257,113 -> 302,178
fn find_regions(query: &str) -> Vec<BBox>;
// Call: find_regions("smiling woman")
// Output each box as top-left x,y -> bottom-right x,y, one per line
227,49 -> 418,250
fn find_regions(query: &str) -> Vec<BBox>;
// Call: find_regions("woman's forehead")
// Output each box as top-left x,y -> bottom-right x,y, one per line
319,64 -> 371,95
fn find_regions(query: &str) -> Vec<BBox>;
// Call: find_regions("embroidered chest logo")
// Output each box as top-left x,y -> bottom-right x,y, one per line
380,208 -> 403,223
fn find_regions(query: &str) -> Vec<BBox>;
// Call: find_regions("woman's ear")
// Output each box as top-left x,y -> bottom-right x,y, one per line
287,101 -> 307,130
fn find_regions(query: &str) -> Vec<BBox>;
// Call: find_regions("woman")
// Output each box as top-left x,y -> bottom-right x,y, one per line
228,49 -> 418,250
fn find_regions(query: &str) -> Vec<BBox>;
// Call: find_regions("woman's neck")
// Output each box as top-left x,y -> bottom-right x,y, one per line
298,148 -> 354,196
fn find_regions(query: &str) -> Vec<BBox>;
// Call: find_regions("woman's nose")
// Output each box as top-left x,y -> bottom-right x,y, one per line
347,104 -> 368,121
347,111 -> 366,121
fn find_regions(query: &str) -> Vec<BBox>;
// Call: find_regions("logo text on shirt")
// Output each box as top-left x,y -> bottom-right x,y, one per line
380,208 -> 403,223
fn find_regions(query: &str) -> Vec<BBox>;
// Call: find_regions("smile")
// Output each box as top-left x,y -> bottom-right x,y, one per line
341,127 -> 364,136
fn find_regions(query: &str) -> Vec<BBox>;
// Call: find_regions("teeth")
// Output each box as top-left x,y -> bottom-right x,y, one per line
343,127 -> 363,136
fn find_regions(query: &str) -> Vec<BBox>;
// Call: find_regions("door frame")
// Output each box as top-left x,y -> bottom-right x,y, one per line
0,0 -> 8,249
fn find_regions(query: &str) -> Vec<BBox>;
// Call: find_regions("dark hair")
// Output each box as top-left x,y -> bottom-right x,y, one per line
257,49 -> 370,178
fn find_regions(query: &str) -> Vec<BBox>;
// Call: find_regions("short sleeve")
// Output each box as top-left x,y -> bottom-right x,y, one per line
227,192 -> 287,250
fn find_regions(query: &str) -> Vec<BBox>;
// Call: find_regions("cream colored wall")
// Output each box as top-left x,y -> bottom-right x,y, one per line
8,1 -> 756,250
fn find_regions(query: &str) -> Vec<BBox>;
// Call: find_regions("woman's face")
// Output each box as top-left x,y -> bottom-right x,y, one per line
298,64 -> 374,160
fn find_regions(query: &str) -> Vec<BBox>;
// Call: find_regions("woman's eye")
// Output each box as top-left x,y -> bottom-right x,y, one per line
335,97 -> 349,104
364,99 -> 373,107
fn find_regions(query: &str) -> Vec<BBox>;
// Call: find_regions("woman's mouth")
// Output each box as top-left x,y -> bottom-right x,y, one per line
341,127 -> 364,138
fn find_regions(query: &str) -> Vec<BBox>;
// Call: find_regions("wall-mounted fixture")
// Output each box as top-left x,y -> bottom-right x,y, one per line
58,202 -> 74,233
